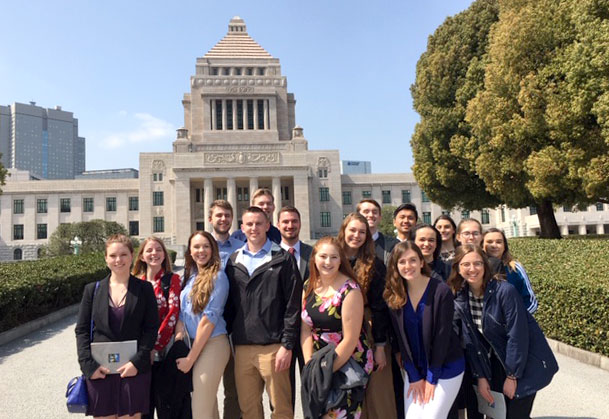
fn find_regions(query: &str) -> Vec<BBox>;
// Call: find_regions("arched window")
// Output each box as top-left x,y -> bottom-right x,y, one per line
37,248 -> 44,258
13,248 -> 22,260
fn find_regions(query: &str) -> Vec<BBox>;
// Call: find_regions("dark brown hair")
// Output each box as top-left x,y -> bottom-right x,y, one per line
447,244 -> 494,294
483,228 -> 517,271
384,241 -> 432,309
337,212 -> 376,297
356,199 -> 381,213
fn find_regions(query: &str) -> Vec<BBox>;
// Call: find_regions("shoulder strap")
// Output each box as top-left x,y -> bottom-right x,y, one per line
160,271 -> 173,300
90,281 -> 100,341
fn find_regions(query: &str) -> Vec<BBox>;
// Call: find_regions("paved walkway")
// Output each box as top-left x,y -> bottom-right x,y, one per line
0,314 -> 607,419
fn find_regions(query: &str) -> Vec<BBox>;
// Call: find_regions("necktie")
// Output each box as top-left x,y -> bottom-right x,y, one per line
288,247 -> 295,256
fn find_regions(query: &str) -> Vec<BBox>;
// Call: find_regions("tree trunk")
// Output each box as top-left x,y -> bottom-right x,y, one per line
536,200 -> 562,239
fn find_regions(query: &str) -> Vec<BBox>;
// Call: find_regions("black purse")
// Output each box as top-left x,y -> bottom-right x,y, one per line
66,281 -> 99,413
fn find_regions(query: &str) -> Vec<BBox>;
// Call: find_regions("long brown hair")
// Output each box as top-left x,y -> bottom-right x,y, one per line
384,241 -> 432,310
337,212 -> 376,296
304,236 -> 358,300
132,236 -> 172,278
447,244 -> 494,294
483,228 -> 517,271
184,231 -> 221,314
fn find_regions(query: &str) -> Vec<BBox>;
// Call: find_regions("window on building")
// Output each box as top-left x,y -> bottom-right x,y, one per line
152,172 -> 163,182
83,198 -> 94,213
211,67 -> 219,76
402,190 -> 411,204
13,224 -> 24,240
247,100 -> 254,129
382,190 -> 391,204
153,216 -> 164,233
318,168 -> 328,178
37,199 -> 47,214
597,203 -> 604,211
423,212 -> 431,224
153,191 -> 164,206
246,67 -> 253,76
216,188 -> 227,200
226,100 -> 233,130
321,212 -> 331,227
481,209 -> 490,224
461,210 -> 470,220
235,67 -> 242,76
129,196 -> 139,211
196,221 -> 205,231
13,248 -> 22,260
362,190 -> 371,198
342,191 -> 352,205
222,67 -> 230,75
243,187 -> 249,202
282,186 -> 290,201
257,67 -> 265,75
530,206 -> 537,215
106,197 -> 117,212
129,221 -> 139,236
13,199 -> 24,214
563,205 -> 572,212
257,100 -> 265,129
215,100 -> 223,130
421,190 -> 430,203
237,100 -> 244,130
319,187 -> 330,202
60,198 -> 71,213
37,224 -> 47,239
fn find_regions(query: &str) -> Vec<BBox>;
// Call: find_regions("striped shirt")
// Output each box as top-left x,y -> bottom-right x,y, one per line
468,290 -> 484,334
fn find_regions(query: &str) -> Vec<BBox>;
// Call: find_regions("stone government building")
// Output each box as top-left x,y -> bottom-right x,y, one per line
1,17 -> 608,261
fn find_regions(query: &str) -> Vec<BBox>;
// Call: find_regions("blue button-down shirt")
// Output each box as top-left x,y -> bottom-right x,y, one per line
179,269 -> 229,340
214,234 -> 244,270
235,239 -> 273,276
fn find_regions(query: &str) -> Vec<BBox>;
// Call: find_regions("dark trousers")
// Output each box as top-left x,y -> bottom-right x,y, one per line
289,342 -> 305,410
223,352 -> 241,419
489,351 -> 536,419
391,352 -> 405,419
143,361 -> 192,419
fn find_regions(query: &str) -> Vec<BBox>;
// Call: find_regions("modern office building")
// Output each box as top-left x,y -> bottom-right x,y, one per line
0,102 -> 85,179
0,17 -> 606,261
341,160 -> 372,174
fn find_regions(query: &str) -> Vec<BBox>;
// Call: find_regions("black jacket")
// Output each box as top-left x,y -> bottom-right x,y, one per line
375,232 -> 399,265
388,277 -> 463,382
299,241 -> 313,282
225,241 -> 303,350
454,279 -> 558,398
75,275 -> 159,378
429,258 -> 451,282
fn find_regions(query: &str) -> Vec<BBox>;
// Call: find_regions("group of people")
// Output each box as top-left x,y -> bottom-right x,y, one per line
75,189 -> 557,419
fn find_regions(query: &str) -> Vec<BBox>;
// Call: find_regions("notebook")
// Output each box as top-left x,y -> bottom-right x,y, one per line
473,384 -> 507,419
91,340 -> 137,374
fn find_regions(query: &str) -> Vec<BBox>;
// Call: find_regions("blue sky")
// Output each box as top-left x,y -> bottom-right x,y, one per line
0,0 -> 474,174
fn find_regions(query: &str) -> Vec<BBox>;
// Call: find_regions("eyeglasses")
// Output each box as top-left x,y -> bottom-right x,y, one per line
460,231 -> 481,238
459,261 -> 484,269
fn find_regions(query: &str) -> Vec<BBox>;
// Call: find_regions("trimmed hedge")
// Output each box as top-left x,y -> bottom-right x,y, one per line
509,238 -> 609,356
0,253 -> 109,333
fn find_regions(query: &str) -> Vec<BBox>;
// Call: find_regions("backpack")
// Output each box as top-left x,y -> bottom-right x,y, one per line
160,271 -> 174,300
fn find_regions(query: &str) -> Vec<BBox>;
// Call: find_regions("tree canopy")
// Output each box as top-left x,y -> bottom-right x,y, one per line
412,0 -> 609,238
43,219 -> 130,257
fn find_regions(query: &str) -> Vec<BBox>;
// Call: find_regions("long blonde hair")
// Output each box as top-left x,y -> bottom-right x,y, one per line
132,236 -> 172,277
184,231 -> 221,314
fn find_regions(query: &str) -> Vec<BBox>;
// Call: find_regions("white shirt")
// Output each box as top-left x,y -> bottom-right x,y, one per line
372,231 -> 380,241
280,240 -> 301,270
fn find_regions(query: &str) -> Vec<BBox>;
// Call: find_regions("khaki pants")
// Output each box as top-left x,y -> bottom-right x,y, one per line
192,334 -> 231,419
361,344 -> 398,419
234,344 -> 293,419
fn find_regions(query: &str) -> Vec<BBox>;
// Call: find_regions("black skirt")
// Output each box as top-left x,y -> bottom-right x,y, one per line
86,371 -> 151,417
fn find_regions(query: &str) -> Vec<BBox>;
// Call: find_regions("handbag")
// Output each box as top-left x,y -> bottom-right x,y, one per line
66,281 -> 100,413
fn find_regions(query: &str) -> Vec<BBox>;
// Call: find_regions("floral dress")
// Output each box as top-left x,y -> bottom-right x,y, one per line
302,279 -> 374,419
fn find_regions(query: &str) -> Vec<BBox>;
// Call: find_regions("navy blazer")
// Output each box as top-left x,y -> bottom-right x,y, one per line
454,279 -> 558,398
299,241 -> 313,282
75,275 -> 159,378
374,232 -> 399,265
388,276 -> 463,381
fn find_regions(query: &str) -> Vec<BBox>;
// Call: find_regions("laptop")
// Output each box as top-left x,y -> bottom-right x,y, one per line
91,340 -> 137,374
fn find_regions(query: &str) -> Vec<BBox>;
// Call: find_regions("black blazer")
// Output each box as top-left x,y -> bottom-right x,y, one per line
75,275 -> 159,378
375,232 -> 399,265
299,241 -> 313,282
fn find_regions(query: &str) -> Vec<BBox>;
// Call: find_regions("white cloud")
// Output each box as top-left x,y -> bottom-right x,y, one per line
100,112 -> 175,149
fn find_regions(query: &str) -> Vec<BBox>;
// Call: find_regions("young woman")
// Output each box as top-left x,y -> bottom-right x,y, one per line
301,236 -> 373,418
175,231 -> 230,419
449,245 -> 558,419
483,228 -> 538,314
433,215 -> 457,263
411,224 -> 451,282
384,241 -> 464,418
132,237 -> 181,419
455,219 -> 483,247
337,212 -> 397,419
75,234 -> 159,418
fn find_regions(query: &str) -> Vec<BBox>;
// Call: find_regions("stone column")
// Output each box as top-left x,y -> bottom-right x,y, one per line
293,172 -> 311,241
174,174 -> 192,246
204,177 -> 214,232
211,100 -> 217,130
272,177 -> 282,224
232,100 -> 238,130
597,223 -> 605,235
263,99 -> 269,130
227,177 -> 238,231
253,100 -> 259,131
579,224 -> 587,235
242,100 -> 247,130
249,177 -> 258,203
221,100 -> 227,131
561,224 -> 569,236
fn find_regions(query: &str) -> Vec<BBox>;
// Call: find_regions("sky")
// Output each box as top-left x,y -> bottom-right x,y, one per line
0,0 -> 474,174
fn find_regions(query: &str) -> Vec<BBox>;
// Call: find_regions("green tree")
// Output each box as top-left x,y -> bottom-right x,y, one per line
466,0 -> 609,238
0,154 -> 8,193
43,220 -> 129,257
411,0 -> 501,210
379,205 -> 397,238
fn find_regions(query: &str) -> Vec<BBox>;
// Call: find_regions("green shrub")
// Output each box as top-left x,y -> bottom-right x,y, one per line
509,238 -> 609,356
0,253 -> 109,333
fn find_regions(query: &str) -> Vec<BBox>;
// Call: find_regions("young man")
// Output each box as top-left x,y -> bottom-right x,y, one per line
277,205 -> 312,281
393,203 -> 419,242
207,199 -> 244,419
208,199 -> 245,270
225,206 -> 302,419
231,188 -> 282,244
357,199 -> 398,265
